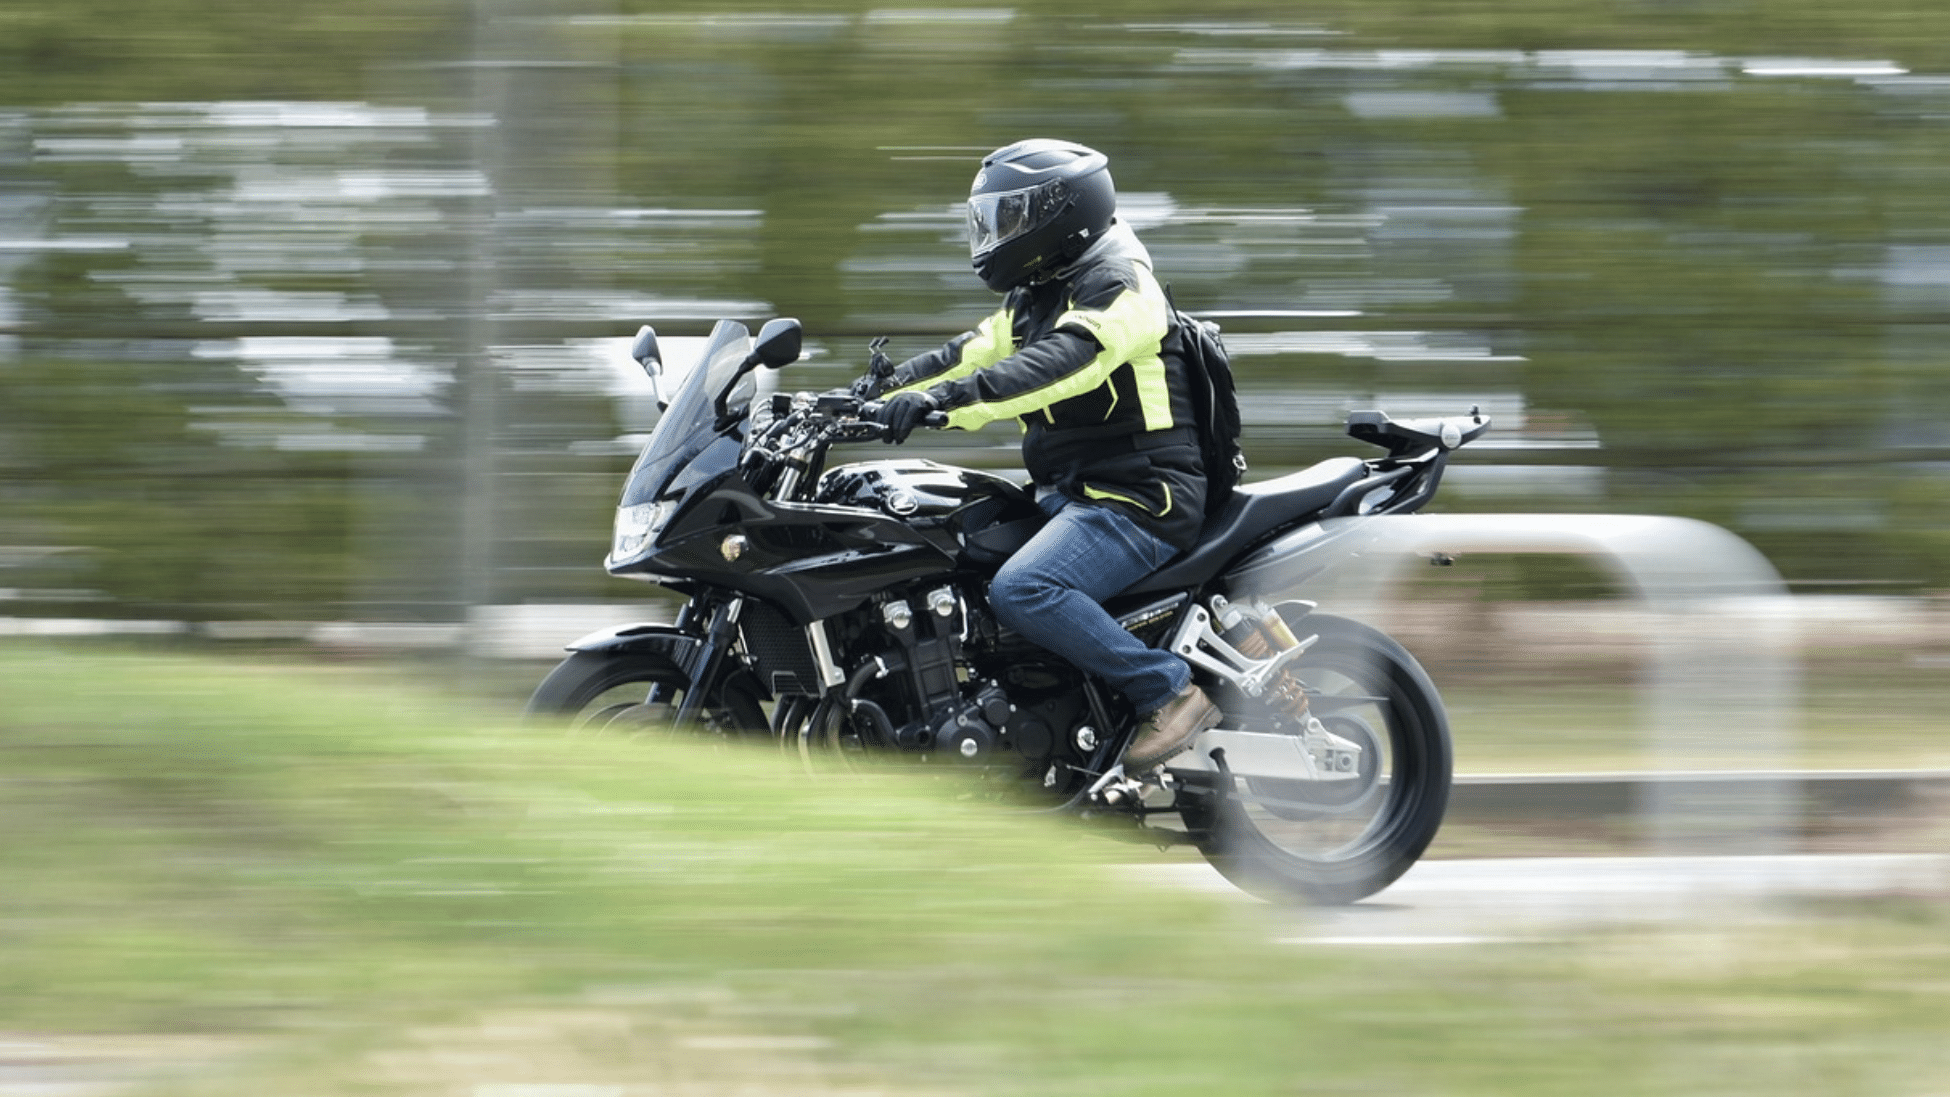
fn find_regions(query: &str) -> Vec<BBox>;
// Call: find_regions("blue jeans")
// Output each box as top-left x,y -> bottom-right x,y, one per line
988,495 -> 1190,714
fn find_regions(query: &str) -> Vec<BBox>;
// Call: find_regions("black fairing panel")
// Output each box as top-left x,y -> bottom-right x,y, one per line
613,471 -> 978,624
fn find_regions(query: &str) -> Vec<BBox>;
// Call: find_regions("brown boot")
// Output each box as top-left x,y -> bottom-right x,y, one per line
1123,683 -> 1222,771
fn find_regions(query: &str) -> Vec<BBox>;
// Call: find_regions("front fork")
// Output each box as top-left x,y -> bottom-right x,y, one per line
650,596 -> 746,727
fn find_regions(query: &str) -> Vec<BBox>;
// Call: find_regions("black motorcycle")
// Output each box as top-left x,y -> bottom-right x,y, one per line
527,316 -> 1489,904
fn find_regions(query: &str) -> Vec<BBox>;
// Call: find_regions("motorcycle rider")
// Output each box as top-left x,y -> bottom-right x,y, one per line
864,138 -> 1222,772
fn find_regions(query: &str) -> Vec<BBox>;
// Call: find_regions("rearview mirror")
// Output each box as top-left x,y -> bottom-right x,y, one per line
630,324 -> 661,369
630,324 -> 673,409
751,317 -> 802,370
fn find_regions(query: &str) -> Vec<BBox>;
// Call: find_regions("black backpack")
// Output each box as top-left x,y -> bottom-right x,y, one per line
1166,290 -> 1248,512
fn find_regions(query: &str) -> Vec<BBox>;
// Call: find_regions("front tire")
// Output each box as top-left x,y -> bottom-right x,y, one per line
525,649 -> 770,736
1177,611 -> 1451,905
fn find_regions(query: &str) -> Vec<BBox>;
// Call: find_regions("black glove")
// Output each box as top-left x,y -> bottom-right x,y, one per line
871,391 -> 939,444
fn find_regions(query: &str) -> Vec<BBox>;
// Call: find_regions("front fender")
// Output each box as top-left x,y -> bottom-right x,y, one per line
563,622 -> 704,671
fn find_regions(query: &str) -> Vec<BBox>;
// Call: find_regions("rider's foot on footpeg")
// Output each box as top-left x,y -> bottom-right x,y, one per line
1123,683 -> 1222,771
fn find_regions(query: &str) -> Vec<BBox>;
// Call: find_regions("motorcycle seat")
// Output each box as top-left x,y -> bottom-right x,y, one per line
1123,456 -> 1369,596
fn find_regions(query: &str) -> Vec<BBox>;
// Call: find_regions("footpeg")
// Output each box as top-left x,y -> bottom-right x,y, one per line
1085,763 -> 1143,807
1085,762 -> 1179,808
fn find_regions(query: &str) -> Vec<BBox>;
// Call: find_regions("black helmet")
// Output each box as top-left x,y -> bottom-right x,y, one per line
966,139 -> 1116,293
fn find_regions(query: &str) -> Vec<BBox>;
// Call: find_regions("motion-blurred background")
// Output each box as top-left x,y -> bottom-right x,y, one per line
5,7 -> 1950,1091
3,0 -> 1947,675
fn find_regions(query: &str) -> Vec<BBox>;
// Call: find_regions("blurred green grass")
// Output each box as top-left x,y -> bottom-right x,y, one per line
3,643 -> 1948,1096
1439,654 -> 1950,774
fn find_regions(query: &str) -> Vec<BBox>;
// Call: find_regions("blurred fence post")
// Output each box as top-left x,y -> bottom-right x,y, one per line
458,0 -> 510,640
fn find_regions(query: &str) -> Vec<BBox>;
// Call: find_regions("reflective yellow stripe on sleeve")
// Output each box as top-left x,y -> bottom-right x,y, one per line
942,280 -> 1172,430
885,308 -> 1014,397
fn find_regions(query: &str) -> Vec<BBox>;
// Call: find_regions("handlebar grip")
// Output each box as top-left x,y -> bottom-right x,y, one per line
860,402 -> 947,426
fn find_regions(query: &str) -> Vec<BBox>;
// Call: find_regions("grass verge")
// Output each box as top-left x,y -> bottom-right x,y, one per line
3,642 -> 1948,1096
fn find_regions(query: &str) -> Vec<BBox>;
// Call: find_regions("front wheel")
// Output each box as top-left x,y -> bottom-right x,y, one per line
525,649 -> 770,737
1176,611 -> 1451,905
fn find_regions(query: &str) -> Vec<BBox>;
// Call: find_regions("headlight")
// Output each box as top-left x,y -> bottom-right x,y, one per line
608,500 -> 676,564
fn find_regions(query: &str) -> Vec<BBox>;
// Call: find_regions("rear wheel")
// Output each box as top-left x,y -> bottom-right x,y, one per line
1177,611 -> 1451,905
525,649 -> 770,737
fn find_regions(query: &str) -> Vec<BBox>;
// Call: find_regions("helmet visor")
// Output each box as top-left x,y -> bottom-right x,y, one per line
967,180 -> 1069,257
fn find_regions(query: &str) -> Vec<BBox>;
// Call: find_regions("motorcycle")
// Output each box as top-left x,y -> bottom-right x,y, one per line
527,315 -> 1490,904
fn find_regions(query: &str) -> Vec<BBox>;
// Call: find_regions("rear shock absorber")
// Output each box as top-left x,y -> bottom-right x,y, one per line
1169,596 -> 1317,723
1213,597 -> 1314,723
1168,597 -> 1368,778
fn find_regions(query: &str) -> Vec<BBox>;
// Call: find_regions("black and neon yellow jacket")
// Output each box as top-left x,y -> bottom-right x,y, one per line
886,222 -> 1208,551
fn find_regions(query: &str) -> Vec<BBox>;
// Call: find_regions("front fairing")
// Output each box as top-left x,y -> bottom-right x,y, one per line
602,320 -> 966,622
604,321 -> 762,573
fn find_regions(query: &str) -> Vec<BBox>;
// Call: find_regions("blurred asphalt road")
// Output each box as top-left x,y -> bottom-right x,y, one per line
1128,853 -> 1949,943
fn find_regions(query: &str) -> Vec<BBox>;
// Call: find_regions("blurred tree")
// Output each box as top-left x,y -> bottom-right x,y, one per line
4,0 -> 1950,623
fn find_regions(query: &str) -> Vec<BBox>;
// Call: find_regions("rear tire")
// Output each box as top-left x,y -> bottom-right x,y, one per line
1178,612 -> 1451,905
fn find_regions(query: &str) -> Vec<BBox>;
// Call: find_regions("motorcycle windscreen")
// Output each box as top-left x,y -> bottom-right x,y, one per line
618,319 -> 759,508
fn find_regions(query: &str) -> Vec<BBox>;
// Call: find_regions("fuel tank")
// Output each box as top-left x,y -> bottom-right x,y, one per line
814,459 -> 1038,552
815,458 -> 1013,514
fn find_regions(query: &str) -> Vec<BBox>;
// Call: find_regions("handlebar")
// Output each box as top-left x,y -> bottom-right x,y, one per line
739,389 -> 954,499
857,399 -> 949,431
748,391 -> 947,460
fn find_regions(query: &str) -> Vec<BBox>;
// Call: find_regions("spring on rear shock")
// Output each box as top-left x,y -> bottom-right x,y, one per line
1215,599 -> 1314,725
